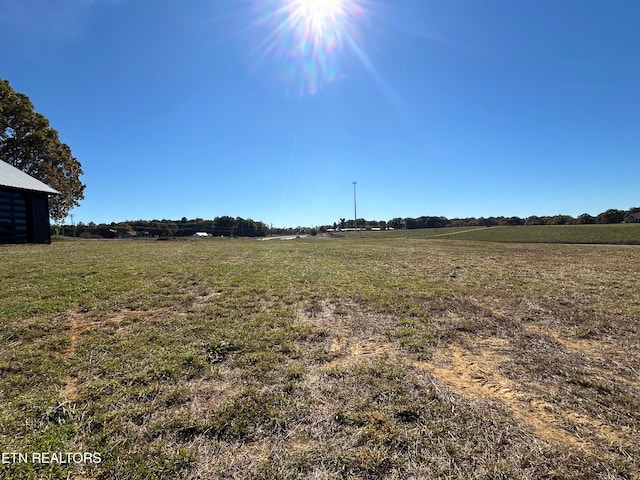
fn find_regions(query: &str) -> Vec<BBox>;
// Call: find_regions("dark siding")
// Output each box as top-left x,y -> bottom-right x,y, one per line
28,192 -> 51,244
0,190 -> 28,243
0,187 -> 52,244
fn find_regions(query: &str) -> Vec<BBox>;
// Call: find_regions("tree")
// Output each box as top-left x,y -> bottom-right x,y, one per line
596,209 -> 624,224
388,218 -> 403,229
1,78 -> 85,222
525,216 -> 544,225
404,217 -> 418,229
577,213 -> 596,224
547,215 -> 574,225
213,216 -> 236,236
114,222 -> 133,235
504,216 -> 524,226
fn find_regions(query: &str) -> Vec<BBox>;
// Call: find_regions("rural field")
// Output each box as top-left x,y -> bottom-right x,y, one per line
1,228 -> 640,479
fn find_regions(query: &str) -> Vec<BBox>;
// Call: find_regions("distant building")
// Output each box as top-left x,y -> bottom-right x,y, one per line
0,160 -> 59,244
119,231 -> 138,239
624,212 -> 640,223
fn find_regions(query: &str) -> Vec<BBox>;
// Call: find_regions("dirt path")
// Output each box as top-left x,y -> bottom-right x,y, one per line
62,313 -> 83,401
61,312 -> 98,480
424,227 -> 497,238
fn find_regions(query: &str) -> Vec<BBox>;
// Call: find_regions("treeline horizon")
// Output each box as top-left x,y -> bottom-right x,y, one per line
57,206 -> 640,238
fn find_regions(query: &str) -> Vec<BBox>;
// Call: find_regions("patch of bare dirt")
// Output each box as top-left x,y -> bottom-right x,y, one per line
62,313 -> 84,402
61,313 -> 98,480
61,309 -> 143,397
190,375 -> 239,411
526,324 -> 640,390
296,302 -> 635,453
409,339 -> 589,449
296,301 -> 397,370
410,331 -> 632,452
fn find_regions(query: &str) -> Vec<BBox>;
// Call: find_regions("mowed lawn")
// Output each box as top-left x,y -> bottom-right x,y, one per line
1,237 -> 639,479
444,224 -> 640,244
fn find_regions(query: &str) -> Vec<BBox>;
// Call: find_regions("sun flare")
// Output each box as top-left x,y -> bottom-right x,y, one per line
284,0 -> 351,48
292,0 -> 346,28
253,0 -> 366,96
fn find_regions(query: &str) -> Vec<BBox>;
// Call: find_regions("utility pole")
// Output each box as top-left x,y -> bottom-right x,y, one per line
352,181 -> 357,233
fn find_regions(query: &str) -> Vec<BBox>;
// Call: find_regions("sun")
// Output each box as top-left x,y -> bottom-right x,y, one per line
292,0 -> 346,26
251,0 -> 366,96
285,0 -> 350,46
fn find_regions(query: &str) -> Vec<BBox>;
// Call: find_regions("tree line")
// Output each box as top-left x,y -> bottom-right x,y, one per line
66,216 -> 270,239
327,207 -> 639,231
387,207 -> 640,229
57,207 -> 639,239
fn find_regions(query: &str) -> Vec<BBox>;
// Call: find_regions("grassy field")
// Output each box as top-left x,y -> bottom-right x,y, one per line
444,224 -> 640,244
1,237 -> 639,479
341,224 -> 640,244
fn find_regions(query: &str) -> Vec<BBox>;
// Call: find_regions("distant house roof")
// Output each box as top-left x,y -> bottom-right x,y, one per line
0,160 -> 59,194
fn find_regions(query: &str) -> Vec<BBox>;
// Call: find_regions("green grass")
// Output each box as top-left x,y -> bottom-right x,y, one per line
432,223 -> 640,244
1,238 -> 639,479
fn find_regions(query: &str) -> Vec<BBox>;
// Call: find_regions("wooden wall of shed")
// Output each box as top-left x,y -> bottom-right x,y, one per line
0,188 -> 52,244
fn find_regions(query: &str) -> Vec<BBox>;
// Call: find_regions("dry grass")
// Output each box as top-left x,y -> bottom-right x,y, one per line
1,238 -> 639,479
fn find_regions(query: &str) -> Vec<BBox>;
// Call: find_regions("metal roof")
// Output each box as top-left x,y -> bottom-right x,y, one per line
0,160 -> 60,194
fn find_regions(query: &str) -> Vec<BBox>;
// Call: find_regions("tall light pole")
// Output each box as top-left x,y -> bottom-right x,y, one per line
352,181 -> 357,232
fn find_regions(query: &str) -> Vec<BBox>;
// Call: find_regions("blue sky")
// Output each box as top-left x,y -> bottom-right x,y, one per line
1,0 -> 638,227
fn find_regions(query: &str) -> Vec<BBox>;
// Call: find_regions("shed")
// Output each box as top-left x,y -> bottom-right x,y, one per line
0,160 -> 59,244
